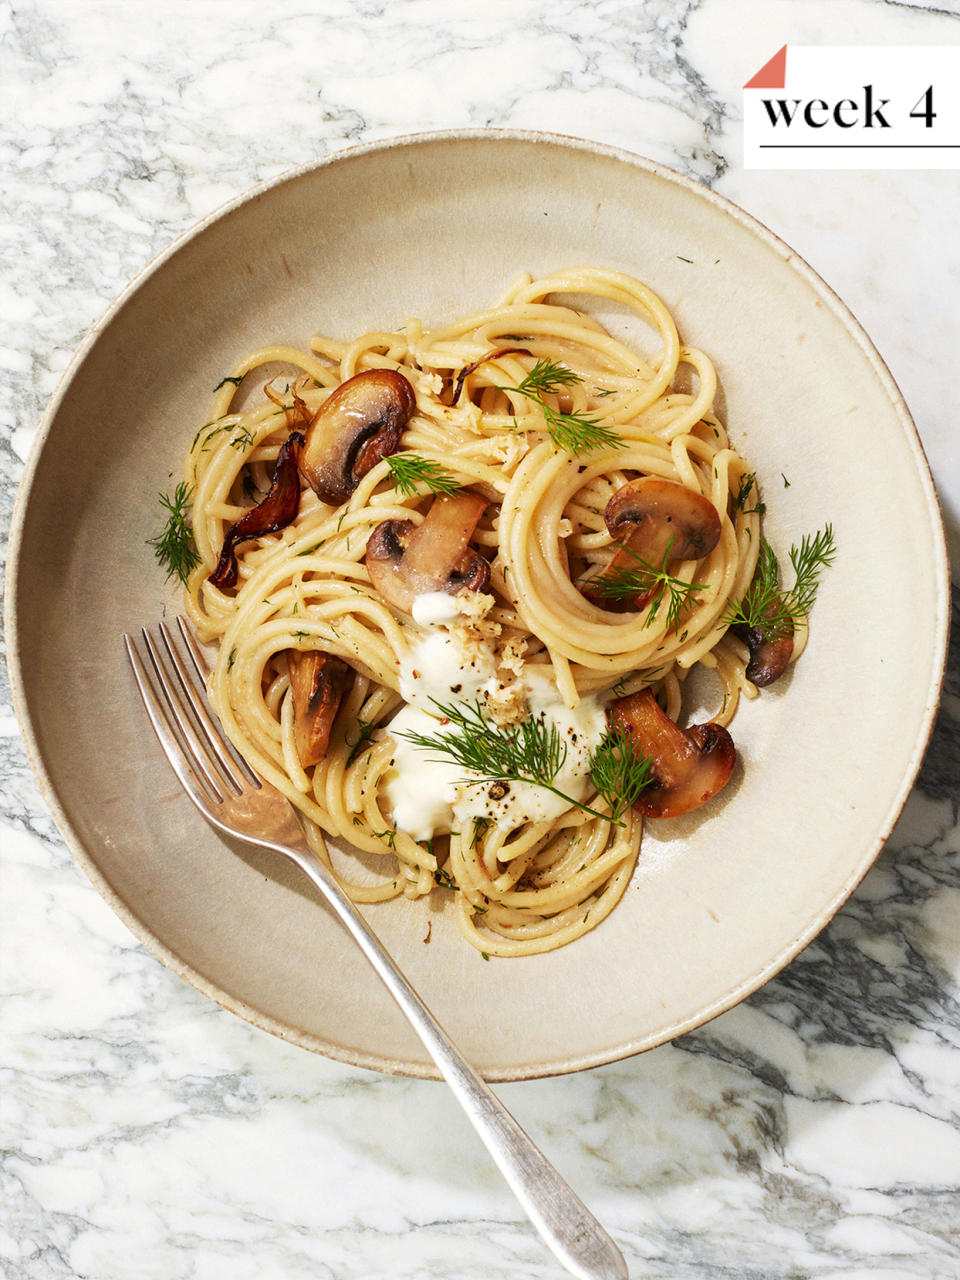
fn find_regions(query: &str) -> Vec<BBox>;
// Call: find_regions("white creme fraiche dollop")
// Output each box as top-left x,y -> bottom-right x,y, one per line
383,623 -> 607,841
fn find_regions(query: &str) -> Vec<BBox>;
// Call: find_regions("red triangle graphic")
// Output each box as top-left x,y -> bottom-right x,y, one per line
744,45 -> 787,90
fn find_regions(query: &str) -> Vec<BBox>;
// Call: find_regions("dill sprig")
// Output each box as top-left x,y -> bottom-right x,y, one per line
724,524 -> 836,639
395,698 -> 623,825
498,358 -> 623,455
589,727 -> 654,823
386,453 -> 461,497
147,482 -> 200,586
733,471 -> 766,515
511,358 -> 582,397
586,539 -> 707,632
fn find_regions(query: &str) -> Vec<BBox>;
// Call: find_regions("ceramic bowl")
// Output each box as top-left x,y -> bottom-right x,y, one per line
7,131 -> 949,1079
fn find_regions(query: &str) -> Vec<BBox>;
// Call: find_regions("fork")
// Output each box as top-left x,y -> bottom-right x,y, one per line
124,618 -> 628,1280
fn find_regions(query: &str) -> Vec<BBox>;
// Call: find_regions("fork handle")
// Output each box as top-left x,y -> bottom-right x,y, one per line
283,844 -> 628,1280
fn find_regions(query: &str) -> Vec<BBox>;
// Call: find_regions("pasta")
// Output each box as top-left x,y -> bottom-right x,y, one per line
181,267 -> 787,958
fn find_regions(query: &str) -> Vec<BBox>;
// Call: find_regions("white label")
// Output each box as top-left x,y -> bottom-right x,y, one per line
744,46 -> 960,169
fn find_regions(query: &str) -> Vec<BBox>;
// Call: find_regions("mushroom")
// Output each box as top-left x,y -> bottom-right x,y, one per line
299,369 -> 416,505
736,616 -> 794,687
607,687 -> 735,819
287,649 -> 354,767
209,431 -> 305,590
365,490 -> 490,614
584,477 -> 721,611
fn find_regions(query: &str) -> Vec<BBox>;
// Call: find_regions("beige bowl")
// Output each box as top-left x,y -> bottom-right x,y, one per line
6,131 -> 949,1080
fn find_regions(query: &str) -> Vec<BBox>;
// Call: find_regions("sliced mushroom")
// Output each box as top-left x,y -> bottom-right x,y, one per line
584,477 -> 721,611
736,616 -> 794,687
287,649 -> 354,767
209,431 -> 305,590
365,490 -> 490,614
299,369 -> 416,505
607,687 -> 735,819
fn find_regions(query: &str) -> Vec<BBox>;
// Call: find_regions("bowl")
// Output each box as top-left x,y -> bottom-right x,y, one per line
6,130 -> 949,1079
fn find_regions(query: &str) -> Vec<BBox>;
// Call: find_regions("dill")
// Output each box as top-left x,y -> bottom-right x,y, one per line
498,358 -> 623,454
147,482 -> 200,585
229,427 -> 256,450
588,727 -> 654,822
509,357 -> 581,397
345,720 -> 376,766
586,539 -> 707,632
386,453 -> 461,497
434,866 -> 459,891
471,816 -> 492,849
197,418 -> 235,451
724,524 -> 836,639
396,698 -> 626,826
733,471 -> 766,515
213,374 -> 244,391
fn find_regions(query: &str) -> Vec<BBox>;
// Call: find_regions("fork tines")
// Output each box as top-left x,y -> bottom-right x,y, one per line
124,617 -> 259,809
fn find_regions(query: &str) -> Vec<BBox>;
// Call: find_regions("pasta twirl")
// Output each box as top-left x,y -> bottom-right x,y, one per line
181,267 -> 771,958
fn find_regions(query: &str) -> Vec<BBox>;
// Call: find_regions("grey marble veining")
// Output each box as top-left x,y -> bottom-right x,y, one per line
3,2 -> 960,1278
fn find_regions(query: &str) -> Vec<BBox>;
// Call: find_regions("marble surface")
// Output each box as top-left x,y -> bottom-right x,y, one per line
2,2 -> 959,1277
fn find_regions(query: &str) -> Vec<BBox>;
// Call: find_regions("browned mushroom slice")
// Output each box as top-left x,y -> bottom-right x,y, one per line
365,490 -> 490,614
299,369 -> 416,505
287,649 -> 354,767
209,431 -> 305,590
584,477 -> 721,611
607,688 -> 735,819
736,615 -> 794,687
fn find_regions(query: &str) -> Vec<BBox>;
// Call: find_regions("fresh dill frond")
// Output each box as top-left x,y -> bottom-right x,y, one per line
724,524 -> 836,638
434,866 -> 459,891
147,482 -> 200,586
213,374 -> 244,391
229,427 -> 256,450
395,699 -> 621,825
540,402 -> 624,454
733,471 -> 766,515
589,727 -> 654,822
513,357 -> 582,397
789,524 -> 838,616
586,539 -> 707,632
386,453 -> 461,498
498,359 -> 623,454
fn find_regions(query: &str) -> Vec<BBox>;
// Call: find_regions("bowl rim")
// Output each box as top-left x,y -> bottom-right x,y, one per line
5,128 -> 951,1080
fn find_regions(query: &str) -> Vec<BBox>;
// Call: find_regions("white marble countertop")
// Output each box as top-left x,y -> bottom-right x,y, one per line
3,3 -> 959,1277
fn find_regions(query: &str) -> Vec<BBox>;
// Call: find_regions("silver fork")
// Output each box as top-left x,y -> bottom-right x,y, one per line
124,618 -> 628,1280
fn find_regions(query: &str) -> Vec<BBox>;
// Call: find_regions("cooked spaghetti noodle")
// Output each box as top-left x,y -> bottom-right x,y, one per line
182,267 -> 779,957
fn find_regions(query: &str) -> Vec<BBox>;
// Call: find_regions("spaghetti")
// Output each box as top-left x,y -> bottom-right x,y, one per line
181,267 -> 784,958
